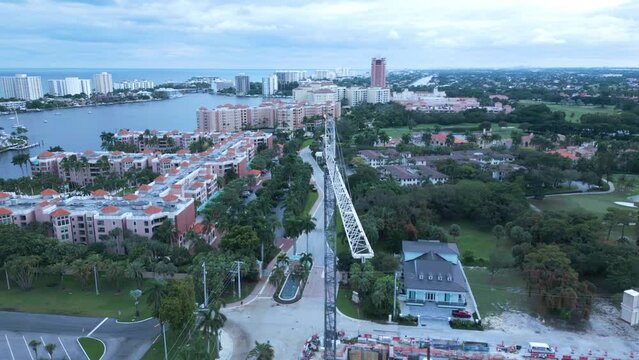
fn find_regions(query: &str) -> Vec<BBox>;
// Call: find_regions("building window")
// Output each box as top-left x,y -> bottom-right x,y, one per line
145,228 -> 149,234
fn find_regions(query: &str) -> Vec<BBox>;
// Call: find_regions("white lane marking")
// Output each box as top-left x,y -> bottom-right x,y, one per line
58,337 -> 71,360
87,317 -> 109,336
5,334 -> 15,360
22,335 -> 34,360
321,270 -> 325,279
278,244 -> 283,249
40,336 -> 51,359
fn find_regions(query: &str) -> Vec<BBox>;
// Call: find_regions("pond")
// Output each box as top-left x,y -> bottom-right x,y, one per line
279,273 -> 301,301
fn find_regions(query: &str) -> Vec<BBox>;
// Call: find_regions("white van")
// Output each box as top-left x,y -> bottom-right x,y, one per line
528,342 -> 555,357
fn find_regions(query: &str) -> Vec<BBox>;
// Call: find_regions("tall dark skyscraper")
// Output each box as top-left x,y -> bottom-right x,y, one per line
370,57 -> 386,87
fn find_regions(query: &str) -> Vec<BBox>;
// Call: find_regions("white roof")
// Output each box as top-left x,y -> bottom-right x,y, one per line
625,289 -> 639,297
528,342 -> 550,348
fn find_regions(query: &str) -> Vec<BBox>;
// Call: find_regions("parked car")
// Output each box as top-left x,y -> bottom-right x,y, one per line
451,309 -> 472,318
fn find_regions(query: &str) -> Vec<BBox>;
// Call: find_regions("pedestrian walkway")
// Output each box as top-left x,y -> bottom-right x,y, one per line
217,329 -> 233,360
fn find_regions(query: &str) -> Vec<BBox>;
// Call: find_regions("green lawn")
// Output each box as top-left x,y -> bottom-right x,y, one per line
301,138 -> 314,149
304,190 -> 318,214
529,174 -> 639,216
381,123 -> 517,139
465,267 -> 535,317
78,337 -> 105,360
337,286 -> 368,320
440,221 -> 505,261
0,275 -> 152,321
518,100 -> 619,122
220,281 -> 258,304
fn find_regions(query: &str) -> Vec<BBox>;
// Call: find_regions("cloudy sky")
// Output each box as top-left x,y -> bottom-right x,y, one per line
1,0 -> 638,69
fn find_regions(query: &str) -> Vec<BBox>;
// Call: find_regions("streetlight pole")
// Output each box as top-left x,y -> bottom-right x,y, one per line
93,264 -> 100,295
392,271 -> 398,321
235,261 -> 244,299
202,262 -> 208,307
4,262 -> 10,290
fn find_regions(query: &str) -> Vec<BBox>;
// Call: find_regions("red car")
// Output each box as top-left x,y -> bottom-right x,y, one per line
451,309 -> 472,318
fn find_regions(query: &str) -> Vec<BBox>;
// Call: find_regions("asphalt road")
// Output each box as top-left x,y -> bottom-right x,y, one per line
0,311 -> 159,360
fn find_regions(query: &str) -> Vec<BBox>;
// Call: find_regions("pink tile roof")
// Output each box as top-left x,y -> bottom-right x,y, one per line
51,208 -> 70,217
40,189 -> 58,196
123,194 -> 139,200
163,194 -> 178,201
38,151 -> 55,159
91,189 -> 109,197
144,206 -> 162,215
101,205 -> 120,214
0,208 -> 12,215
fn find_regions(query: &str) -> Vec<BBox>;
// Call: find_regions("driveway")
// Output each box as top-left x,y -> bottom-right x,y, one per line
0,311 -> 159,360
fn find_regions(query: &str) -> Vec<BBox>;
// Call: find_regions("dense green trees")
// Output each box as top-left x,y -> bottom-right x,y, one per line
159,277 -> 196,330
523,245 -> 593,321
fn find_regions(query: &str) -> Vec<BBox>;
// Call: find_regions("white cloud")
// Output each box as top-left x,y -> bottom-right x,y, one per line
0,0 -> 638,67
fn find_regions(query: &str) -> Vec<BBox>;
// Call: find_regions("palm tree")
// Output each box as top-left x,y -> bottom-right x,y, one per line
299,252 -> 313,270
269,266 -> 285,289
100,131 -> 115,150
11,153 -> 30,176
198,301 -> 227,356
299,214 -> 316,254
45,343 -> 56,358
147,279 -> 168,359
28,339 -> 41,359
276,253 -> 289,269
246,341 -> 275,360
126,260 -> 145,288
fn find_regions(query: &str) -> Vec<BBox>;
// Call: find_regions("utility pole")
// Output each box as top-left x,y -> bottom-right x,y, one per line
93,264 -> 100,295
202,262 -> 208,307
235,261 -> 244,299
393,271 -> 398,321
162,322 -> 168,360
4,262 -> 10,290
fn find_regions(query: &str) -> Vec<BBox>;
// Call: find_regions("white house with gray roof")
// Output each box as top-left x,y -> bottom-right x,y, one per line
401,240 -> 471,307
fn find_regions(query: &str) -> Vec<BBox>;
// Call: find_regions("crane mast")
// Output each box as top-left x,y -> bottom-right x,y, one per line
323,117 -> 374,359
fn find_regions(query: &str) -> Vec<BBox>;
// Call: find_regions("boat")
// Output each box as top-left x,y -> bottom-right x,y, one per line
11,111 -> 27,130
54,112 -> 61,115
44,120 -> 48,123
88,110 -> 93,114
8,116 -> 15,120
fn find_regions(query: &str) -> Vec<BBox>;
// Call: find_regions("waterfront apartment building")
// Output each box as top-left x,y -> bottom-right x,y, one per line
344,87 -> 390,106
262,74 -> 278,96
210,79 -> 234,92
234,74 -> 250,96
0,74 -> 43,100
371,57 -> 387,88
292,81 -> 345,104
93,72 -> 114,94
274,71 -> 307,85
48,77 -> 92,96
10,130 -> 273,246
196,100 -> 341,132
313,70 -> 336,80
114,79 -> 155,90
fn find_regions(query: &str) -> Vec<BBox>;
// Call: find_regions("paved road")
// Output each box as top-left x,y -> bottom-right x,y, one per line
0,312 -> 159,360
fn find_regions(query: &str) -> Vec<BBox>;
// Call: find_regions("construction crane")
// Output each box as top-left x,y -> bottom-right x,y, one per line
323,117 -> 374,359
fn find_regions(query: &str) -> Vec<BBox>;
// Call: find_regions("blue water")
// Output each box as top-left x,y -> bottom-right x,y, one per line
0,93 -> 263,178
279,274 -> 300,300
0,68 -> 316,85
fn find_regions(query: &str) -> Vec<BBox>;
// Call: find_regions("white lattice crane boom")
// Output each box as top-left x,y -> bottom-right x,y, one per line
324,117 -> 374,259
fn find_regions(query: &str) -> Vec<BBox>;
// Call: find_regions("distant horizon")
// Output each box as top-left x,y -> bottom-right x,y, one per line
1,66 -> 639,71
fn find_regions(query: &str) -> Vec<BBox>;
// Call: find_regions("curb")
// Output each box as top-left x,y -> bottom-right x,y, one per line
77,336 -> 106,360
115,317 -> 154,324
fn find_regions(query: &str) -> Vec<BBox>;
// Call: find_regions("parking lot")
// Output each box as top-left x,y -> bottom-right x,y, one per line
0,331 -> 85,360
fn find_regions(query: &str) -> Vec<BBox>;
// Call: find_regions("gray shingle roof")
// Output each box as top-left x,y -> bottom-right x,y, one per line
402,240 -> 459,256
403,252 -> 468,293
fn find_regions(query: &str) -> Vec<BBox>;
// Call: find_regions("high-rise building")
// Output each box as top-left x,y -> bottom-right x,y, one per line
262,74 -> 278,96
235,74 -> 250,96
80,79 -> 92,96
48,77 -> 92,96
370,57 -> 386,88
0,74 -> 43,100
335,68 -> 352,77
93,72 -> 113,94
274,71 -> 307,85
114,79 -> 155,90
